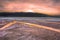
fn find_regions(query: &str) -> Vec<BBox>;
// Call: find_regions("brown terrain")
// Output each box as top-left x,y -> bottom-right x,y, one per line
0,0 -> 60,16
0,17 -> 60,40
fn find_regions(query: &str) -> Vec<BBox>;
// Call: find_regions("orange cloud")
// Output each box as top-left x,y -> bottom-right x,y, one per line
0,0 -> 60,16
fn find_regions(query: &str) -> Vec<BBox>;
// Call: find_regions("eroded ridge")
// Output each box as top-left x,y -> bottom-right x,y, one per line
0,20 -> 17,30
0,20 -> 60,33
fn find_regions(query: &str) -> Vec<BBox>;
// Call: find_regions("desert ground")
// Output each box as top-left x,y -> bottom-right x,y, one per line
0,17 -> 60,40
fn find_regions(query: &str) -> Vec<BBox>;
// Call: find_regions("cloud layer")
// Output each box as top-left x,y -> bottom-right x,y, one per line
0,0 -> 60,16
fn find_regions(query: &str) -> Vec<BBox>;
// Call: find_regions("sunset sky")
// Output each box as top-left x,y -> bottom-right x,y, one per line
0,0 -> 60,16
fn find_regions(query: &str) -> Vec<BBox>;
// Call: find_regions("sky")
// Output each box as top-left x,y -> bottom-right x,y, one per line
0,0 -> 60,16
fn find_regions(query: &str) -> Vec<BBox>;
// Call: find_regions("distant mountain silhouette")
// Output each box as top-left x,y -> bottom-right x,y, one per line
0,12 -> 60,17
